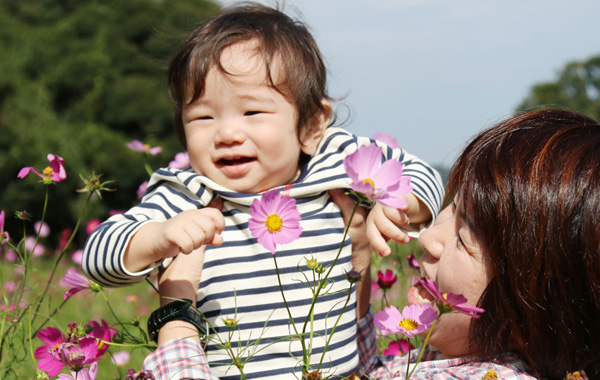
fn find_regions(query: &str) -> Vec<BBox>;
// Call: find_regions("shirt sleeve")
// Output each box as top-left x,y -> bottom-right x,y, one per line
142,338 -> 220,380
82,168 -> 213,287
356,308 -> 378,377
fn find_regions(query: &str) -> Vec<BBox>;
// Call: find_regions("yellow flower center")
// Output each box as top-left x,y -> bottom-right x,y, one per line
144,143 -> 151,150
362,178 -> 375,188
265,214 -> 283,233
399,318 -> 418,331
481,370 -> 498,380
43,166 -> 54,178
98,341 -> 105,351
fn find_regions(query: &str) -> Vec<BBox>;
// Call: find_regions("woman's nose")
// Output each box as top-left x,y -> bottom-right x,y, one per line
418,227 -> 443,260
418,207 -> 451,260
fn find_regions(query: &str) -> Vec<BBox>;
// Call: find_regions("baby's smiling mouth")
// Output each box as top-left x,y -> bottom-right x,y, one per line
217,156 -> 256,166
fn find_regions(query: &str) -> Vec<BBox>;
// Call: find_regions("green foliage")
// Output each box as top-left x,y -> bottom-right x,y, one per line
517,54 -> 600,121
0,0 -> 220,246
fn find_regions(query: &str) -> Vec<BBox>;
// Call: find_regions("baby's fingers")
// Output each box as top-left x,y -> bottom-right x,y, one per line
366,221 -> 391,256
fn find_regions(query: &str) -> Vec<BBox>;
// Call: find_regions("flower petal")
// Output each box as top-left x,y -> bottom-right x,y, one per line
36,327 -> 65,346
17,167 -> 42,179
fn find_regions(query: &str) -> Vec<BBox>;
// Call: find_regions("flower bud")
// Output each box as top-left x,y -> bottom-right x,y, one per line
305,257 -> 318,269
112,331 -> 124,344
345,270 -> 362,284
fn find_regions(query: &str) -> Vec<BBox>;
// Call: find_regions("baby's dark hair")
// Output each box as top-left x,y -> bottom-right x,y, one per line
168,2 -> 331,148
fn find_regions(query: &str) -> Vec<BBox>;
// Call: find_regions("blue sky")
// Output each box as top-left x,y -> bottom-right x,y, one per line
218,0 -> 600,166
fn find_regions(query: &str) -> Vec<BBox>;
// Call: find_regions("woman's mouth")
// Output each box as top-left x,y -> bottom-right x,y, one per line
407,277 -> 435,305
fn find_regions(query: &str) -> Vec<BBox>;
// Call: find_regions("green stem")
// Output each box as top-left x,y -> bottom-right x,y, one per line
27,307 -> 36,366
98,290 -> 138,342
144,162 -> 154,177
145,277 -> 159,294
272,256 -> 306,369
405,337 -> 412,379
30,187 -> 49,262
317,283 -> 354,371
406,315 -> 440,380
31,298 -> 70,338
301,202 -> 359,338
30,193 -> 93,329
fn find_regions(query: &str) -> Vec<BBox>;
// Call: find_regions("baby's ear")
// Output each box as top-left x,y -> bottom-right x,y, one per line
300,100 -> 331,156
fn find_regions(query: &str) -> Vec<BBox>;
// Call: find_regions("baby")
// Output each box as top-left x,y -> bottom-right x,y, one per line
82,3 -> 443,379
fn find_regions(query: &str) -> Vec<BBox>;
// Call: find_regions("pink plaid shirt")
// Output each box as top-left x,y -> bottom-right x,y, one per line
143,311 -> 540,380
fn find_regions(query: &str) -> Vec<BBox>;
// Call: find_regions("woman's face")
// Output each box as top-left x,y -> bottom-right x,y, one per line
418,197 -> 493,358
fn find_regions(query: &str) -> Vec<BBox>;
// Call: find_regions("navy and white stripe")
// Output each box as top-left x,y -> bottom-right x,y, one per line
82,127 -> 443,379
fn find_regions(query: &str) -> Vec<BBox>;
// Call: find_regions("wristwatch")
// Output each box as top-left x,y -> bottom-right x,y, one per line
147,299 -> 208,343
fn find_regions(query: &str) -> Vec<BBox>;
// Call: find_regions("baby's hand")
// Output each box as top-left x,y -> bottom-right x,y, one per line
154,204 -> 225,260
366,203 -> 411,256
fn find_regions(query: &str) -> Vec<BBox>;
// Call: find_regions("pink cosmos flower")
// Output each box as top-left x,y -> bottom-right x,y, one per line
59,228 -> 73,249
344,144 -> 413,208
417,277 -> 485,318
0,210 -> 9,244
61,268 -> 101,299
54,337 -> 99,370
34,221 -> 50,238
4,281 -> 16,293
407,254 -> 420,270
25,236 -> 45,257
125,140 -> 162,156
374,303 -> 438,338
86,219 -> 101,235
35,327 -> 68,376
57,362 -> 97,380
372,132 -> 400,149
71,249 -> 83,265
0,301 -> 26,313
137,181 -> 148,200
125,368 -> 155,380
86,320 -> 116,358
377,269 -> 398,289
18,154 -> 67,183
383,339 -> 415,356
168,152 -> 190,169
248,189 -> 302,254
4,250 -> 17,262
111,351 -> 131,367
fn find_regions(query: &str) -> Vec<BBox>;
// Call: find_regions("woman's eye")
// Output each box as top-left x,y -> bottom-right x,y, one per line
457,234 -> 465,247
244,111 -> 262,116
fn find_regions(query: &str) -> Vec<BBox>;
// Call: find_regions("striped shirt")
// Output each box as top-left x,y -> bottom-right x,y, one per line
83,127 -> 443,379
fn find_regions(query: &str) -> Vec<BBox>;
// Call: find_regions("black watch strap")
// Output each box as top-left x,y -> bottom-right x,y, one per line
147,299 -> 207,343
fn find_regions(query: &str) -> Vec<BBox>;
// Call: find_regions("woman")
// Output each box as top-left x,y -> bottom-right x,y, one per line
144,109 -> 600,379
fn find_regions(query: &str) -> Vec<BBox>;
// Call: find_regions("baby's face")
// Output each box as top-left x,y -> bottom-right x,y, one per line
182,40 -> 308,193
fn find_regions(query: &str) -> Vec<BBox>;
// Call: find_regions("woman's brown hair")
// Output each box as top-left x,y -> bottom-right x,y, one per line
167,2 -> 330,149
446,109 -> 600,379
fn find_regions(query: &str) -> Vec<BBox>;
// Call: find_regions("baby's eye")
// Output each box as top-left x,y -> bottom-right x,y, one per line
244,111 -> 262,116
197,116 -> 213,120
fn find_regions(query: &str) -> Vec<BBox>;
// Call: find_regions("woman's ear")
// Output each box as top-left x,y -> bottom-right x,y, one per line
300,100 -> 332,156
